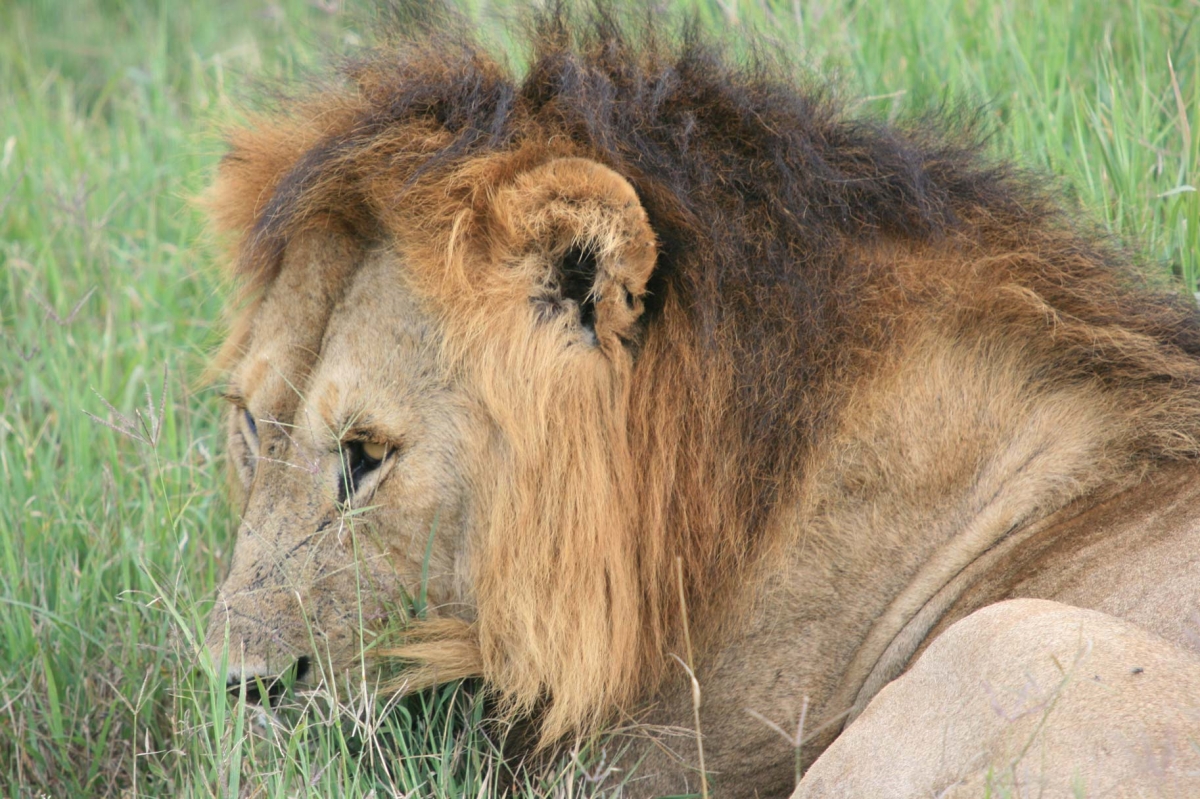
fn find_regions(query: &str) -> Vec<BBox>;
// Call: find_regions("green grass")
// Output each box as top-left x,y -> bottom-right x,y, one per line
1,0 -> 1196,796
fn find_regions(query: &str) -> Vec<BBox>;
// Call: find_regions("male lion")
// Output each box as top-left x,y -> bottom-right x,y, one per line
202,10 -> 1200,798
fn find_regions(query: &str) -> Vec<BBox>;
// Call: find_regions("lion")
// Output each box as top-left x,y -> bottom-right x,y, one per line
201,8 -> 1200,798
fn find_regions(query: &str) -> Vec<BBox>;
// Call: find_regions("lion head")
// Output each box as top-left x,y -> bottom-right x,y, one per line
205,146 -> 668,734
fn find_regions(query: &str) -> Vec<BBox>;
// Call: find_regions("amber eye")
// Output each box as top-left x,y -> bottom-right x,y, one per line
338,440 -> 388,503
235,407 -> 260,480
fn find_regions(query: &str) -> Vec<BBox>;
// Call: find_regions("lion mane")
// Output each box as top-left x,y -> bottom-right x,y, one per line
206,6 -> 1200,744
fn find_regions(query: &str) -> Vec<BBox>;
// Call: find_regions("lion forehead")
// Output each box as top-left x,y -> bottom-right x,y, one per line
304,252 -> 449,428
231,243 -> 450,433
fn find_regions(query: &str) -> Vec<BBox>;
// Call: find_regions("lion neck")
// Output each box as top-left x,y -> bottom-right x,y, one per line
733,303 -> 1200,745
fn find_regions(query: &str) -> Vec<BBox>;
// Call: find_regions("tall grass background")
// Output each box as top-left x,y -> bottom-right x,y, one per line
1,0 -> 1196,796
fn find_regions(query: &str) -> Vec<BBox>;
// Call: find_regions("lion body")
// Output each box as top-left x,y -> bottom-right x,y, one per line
202,11 -> 1200,797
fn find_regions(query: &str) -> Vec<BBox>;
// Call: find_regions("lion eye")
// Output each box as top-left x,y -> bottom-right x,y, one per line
234,407 -> 260,482
338,440 -> 388,503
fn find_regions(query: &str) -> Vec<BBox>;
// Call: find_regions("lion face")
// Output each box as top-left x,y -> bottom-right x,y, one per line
206,244 -> 486,689
205,158 -> 658,711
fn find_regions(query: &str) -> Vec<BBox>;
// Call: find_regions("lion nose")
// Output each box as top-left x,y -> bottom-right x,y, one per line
226,656 -> 312,705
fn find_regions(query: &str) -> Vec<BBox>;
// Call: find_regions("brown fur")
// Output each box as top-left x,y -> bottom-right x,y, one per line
202,6 -> 1200,793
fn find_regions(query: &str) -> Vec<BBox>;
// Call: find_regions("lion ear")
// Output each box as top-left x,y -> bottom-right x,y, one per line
501,158 -> 658,349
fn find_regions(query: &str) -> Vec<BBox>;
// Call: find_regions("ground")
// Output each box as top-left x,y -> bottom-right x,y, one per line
1,1 -> 1197,796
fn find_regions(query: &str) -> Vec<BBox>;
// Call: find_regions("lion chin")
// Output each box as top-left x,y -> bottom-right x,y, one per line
199,9 -> 1200,799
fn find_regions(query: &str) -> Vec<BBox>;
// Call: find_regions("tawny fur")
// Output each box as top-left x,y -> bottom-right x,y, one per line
202,5 -> 1200,774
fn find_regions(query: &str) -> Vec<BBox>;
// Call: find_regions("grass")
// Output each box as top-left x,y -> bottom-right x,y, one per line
1,0 -> 1196,796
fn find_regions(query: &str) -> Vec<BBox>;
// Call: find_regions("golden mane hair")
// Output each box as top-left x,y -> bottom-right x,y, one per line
206,5 -> 1200,742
